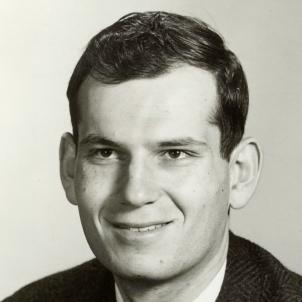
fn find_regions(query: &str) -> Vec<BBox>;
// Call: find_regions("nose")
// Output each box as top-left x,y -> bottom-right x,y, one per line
120,159 -> 161,207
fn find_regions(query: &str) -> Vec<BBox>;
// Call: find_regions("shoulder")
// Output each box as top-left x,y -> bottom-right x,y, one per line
219,232 -> 302,301
2,259 -> 115,302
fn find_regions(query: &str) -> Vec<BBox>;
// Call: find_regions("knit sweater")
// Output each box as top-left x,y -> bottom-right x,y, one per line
3,232 -> 302,301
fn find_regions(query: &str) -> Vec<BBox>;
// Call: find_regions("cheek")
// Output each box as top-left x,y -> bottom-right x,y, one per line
164,165 -> 229,219
74,164 -> 118,212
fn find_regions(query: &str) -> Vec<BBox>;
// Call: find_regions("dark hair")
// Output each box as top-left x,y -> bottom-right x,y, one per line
67,11 -> 249,160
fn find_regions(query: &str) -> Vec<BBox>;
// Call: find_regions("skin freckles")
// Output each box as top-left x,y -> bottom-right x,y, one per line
70,66 -> 231,295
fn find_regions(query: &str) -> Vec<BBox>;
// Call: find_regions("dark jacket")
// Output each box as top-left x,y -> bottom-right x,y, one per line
3,233 -> 302,301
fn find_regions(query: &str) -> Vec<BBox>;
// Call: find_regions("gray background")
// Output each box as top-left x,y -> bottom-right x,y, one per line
1,0 -> 301,299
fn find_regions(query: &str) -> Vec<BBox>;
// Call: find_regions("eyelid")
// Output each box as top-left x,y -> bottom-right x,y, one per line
160,149 -> 194,159
87,147 -> 120,160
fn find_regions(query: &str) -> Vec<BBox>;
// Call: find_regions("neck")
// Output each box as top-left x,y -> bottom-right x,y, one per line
114,226 -> 229,302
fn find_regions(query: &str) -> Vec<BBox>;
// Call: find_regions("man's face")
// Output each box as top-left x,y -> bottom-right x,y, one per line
72,66 -> 230,281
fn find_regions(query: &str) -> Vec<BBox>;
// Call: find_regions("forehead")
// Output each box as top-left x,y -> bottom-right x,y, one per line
77,66 -> 219,145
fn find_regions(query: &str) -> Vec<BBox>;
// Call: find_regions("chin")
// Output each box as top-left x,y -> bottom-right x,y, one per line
113,264 -> 177,282
101,251 -> 179,282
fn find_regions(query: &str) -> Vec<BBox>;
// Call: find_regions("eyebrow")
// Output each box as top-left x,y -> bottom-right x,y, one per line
80,134 -> 207,149
157,138 -> 207,148
79,134 -> 124,149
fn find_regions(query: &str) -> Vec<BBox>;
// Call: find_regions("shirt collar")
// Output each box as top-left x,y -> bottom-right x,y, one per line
192,259 -> 226,302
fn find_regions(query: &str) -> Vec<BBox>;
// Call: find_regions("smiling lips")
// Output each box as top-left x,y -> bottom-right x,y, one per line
111,221 -> 172,233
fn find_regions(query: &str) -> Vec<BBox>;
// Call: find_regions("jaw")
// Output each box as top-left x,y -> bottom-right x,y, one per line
113,223 -> 229,302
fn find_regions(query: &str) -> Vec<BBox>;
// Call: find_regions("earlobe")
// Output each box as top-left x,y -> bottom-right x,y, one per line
229,137 -> 262,209
59,132 -> 78,205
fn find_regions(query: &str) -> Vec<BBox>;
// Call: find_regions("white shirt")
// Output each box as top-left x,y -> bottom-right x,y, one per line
115,260 -> 226,302
192,260 -> 226,302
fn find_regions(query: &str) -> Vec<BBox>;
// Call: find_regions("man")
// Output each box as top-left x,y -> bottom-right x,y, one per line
4,11 -> 302,302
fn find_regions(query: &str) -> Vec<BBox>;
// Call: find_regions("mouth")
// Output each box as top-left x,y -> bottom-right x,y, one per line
109,221 -> 173,233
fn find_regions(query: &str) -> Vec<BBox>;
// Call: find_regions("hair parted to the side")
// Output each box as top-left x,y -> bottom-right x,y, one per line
67,11 -> 249,160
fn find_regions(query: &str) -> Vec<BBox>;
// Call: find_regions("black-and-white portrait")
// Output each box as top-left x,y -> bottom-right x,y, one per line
1,1 -> 301,301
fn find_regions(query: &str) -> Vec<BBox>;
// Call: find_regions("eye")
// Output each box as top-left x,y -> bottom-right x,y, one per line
91,148 -> 118,159
98,149 -> 113,158
163,150 -> 188,160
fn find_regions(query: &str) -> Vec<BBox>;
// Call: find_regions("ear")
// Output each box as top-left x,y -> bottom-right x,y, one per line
59,132 -> 78,205
228,137 -> 262,209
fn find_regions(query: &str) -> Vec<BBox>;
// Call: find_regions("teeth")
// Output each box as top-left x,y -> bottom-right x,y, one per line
128,223 -> 166,232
